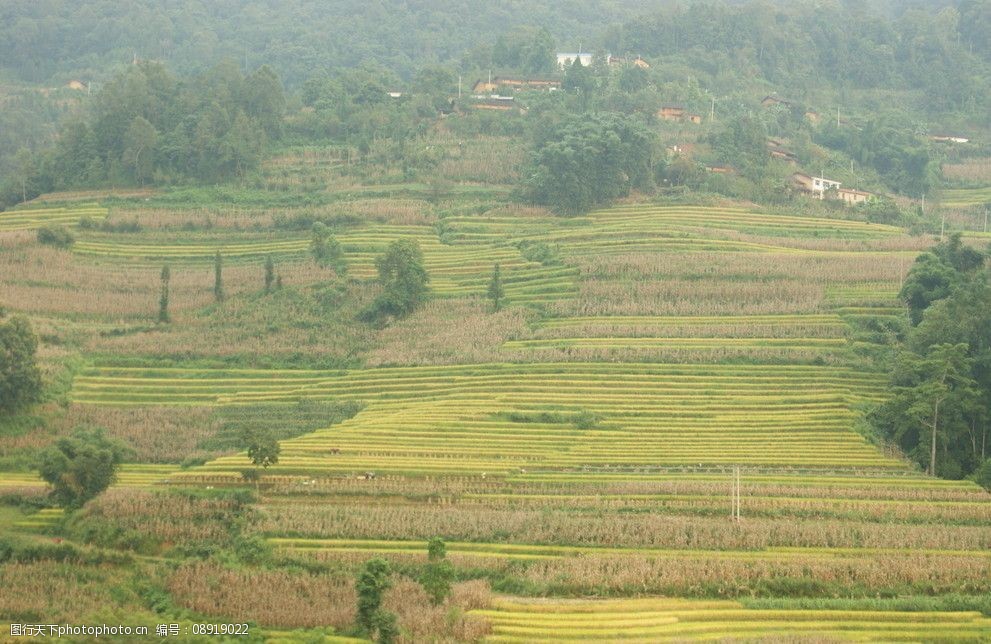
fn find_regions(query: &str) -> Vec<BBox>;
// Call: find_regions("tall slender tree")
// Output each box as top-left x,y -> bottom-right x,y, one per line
214,251 -> 225,302
264,255 -> 275,293
487,263 -> 504,312
158,265 -> 171,323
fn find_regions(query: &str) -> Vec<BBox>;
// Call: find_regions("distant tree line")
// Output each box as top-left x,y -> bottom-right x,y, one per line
1,60 -> 284,208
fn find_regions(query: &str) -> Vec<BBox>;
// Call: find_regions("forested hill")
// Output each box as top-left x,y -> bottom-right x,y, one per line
607,1 -> 991,114
0,0 -> 977,88
0,0 -> 648,85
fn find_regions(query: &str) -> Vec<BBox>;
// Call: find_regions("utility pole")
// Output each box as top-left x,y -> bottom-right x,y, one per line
837,106 -> 840,128
940,211 -> 946,241
710,96 -> 715,122
983,207 -> 988,233
458,75 -> 462,99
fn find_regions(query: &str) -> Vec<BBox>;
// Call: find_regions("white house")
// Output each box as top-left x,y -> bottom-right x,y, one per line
557,52 -> 593,68
793,173 -> 841,198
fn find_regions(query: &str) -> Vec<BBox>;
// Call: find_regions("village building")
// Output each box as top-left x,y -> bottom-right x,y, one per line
657,105 -> 701,124
470,95 -> 517,112
793,172 -> 875,205
66,80 -> 86,91
471,77 -> 561,94
556,52 -> 593,68
761,95 -> 795,108
767,143 -> 798,164
836,187 -> 873,205
607,55 -> 650,69
792,172 -> 841,198
706,165 -> 734,174
929,135 -> 970,144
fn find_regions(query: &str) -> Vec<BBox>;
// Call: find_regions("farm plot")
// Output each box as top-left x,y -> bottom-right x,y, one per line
474,597 -> 991,642
0,464 -> 179,490
0,203 -> 108,231
71,362 -> 898,475
443,205 -> 909,258
72,233 -> 311,262
941,185 -> 991,208
70,221 -> 578,305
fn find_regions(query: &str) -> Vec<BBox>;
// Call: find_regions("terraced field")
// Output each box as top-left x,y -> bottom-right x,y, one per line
72,234 -> 312,262
942,185 -> 991,208
18,198 -> 991,640
71,362 -> 897,476
0,203 -> 108,231
69,222 -> 578,305
475,597 -> 991,642
0,464 -> 180,490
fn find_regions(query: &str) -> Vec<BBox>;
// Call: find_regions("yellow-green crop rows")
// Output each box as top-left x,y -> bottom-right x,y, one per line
444,205 -> 907,257
0,464 -> 179,490
475,597 -> 991,642
941,185 -> 991,208
70,362 -> 901,475
0,203 -> 108,231
72,235 -> 312,261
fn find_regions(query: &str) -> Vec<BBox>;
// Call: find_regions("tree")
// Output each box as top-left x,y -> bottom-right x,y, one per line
12,147 -> 33,204
487,263 -> 504,312
421,537 -> 454,605
0,316 -> 43,413
311,222 -> 346,275
214,251 -> 225,302
366,239 -> 430,320
524,113 -> 654,215
158,265 -> 171,323
37,428 -> 131,508
900,253 -> 961,325
356,558 -> 394,639
891,343 -> 978,476
264,255 -> 275,293
121,116 -> 158,185
243,427 -> 280,470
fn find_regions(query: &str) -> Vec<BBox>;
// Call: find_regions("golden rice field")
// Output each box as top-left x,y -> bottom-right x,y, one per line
0,203 -> 108,231
474,597 -> 991,642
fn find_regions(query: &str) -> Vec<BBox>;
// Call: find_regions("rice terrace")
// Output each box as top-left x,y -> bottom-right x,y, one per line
1,1 -> 991,642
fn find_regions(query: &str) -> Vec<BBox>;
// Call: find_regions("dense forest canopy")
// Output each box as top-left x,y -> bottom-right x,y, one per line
2,0 -> 989,207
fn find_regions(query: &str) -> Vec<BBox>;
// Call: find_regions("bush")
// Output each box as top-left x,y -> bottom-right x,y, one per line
36,226 -> 74,248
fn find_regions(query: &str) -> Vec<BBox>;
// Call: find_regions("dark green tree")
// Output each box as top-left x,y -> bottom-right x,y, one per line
0,316 -> 43,413
366,239 -> 430,320
214,251 -> 225,302
264,255 -> 275,293
487,263 -> 504,312
356,558 -> 393,637
311,222 -> 346,275
158,264 -> 171,323
524,113 -> 653,215
37,428 -> 131,508
121,116 -> 158,185
242,427 -> 280,470
901,344 -> 979,476
12,147 -> 33,203
900,252 -> 960,325
421,537 -> 454,606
